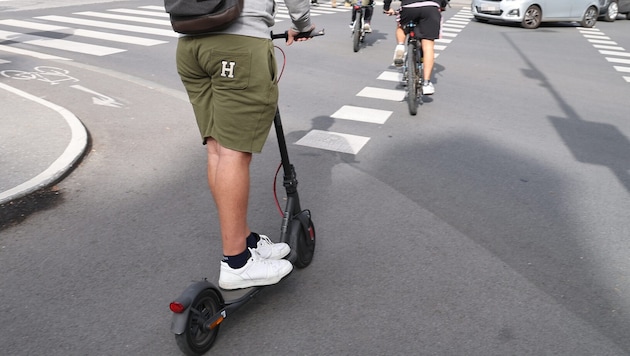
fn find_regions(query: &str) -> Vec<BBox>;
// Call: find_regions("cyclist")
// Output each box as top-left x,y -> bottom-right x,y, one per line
349,0 -> 374,33
384,0 -> 448,95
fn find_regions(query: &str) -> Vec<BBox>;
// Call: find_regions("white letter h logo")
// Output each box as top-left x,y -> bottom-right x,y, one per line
220,60 -> 236,78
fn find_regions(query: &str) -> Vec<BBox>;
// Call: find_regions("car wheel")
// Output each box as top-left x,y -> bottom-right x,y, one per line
581,6 -> 598,27
604,1 -> 619,22
522,5 -> 542,29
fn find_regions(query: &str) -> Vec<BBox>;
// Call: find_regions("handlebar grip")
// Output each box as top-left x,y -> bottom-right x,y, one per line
271,28 -> 325,41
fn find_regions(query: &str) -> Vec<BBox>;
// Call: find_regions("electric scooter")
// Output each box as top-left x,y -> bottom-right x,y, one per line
169,29 -> 323,356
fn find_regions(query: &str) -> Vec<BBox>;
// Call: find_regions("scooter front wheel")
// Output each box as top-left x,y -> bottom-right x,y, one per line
175,288 -> 223,356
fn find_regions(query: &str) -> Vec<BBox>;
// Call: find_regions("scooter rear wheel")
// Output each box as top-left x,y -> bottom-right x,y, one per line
175,288 -> 222,356
293,211 -> 316,268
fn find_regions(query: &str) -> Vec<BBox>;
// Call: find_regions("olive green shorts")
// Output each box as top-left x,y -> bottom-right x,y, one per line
176,34 -> 279,153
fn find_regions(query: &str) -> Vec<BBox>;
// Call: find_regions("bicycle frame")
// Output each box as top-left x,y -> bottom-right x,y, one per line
352,4 -> 370,52
401,22 -> 423,115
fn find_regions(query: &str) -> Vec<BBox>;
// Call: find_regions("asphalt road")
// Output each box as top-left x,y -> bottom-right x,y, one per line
1,0 -> 629,355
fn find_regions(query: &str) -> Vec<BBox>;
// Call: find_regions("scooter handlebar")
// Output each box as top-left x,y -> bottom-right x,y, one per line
271,28 -> 325,41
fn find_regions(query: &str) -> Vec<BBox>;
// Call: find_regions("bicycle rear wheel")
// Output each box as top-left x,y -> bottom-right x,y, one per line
406,42 -> 419,115
352,12 -> 362,52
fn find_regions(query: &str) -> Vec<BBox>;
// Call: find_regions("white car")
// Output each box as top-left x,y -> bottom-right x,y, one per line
471,0 -> 600,28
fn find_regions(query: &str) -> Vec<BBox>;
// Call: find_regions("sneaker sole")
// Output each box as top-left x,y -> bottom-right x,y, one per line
394,59 -> 403,67
219,265 -> 293,290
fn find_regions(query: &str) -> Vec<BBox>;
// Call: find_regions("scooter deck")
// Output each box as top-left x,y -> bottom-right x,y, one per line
219,286 -> 261,305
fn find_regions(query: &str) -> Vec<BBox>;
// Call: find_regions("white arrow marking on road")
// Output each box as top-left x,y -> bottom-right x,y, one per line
71,85 -> 124,108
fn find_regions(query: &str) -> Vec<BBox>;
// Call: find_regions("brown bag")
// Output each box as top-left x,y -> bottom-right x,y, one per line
164,0 -> 244,34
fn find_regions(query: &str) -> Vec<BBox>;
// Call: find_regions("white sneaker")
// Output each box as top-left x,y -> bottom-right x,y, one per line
422,81 -> 435,95
253,234 -> 290,260
393,44 -> 405,67
363,23 -> 372,33
219,249 -> 293,290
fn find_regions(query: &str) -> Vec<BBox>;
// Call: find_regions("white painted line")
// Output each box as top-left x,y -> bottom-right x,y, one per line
606,57 -> 630,65
0,29 -> 123,56
614,66 -> 630,73
593,44 -> 626,51
442,23 -> 466,29
357,87 -> 406,101
25,38 -> 125,56
434,44 -> 447,50
0,44 -> 71,60
588,39 -> 618,45
583,34 -> 611,40
441,32 -> 457,38
295,129 -> 370,154
377,71 -> 402,82
0,19 -> 66,31
435,38 -> 452,44
331,105 -> 392,124
446,20 -> 470,25
139,6 -> 165,10
36,15 -> 179,37
74,11 -> 172,26
624,76 -> 630,82
599,50 -> 630,57
0,20 -> 166,46
0,82 -> 87,204
0,59 -> 11,64
441,27 -> 462,33
108,8 -> 170,17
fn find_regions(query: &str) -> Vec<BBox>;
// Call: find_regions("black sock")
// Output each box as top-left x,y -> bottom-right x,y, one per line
223,248 -> 251,269
246,232 -> 260,249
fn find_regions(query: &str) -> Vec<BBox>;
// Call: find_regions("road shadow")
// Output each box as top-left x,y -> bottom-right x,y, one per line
507,33 -> 630,192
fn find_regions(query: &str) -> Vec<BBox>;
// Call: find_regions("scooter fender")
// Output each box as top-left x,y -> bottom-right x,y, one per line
170,280 -> 224,335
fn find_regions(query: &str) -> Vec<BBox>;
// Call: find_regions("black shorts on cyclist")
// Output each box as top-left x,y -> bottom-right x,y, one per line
399,2 -> 442,39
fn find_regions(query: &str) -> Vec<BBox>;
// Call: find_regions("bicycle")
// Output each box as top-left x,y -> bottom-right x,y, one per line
351,0 -> 372,52
169,28 -> 324,356
401,21 -> 423,116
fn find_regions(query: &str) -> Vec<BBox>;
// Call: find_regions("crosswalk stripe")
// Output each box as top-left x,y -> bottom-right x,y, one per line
139,6 -> 165,10
607,57 -> 630,65
0,29 -> 125,56
295,129 -> 370,154
107,8 -> 170,18
377,71 -> 402,82
0,44 -> 71,60
599,50 -> 630,57
331,105 -> 392,124
0,19 -> 166,46
357,87 -> 405,101
35,15 -> 179,37
593,44 -> 625,51
74,11 -> 172,26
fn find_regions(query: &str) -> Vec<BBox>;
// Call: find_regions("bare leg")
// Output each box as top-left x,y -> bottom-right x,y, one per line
206,138 -> 252,256
421,38 -> 434,82
396,26 -> 405,44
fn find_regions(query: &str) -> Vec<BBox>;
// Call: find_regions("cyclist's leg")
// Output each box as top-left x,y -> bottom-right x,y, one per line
364,6 -> 374,22
421,38 -> 434,82
417,6 -> 441,92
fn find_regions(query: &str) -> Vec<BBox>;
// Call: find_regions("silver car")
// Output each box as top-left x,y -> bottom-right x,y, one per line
471,0 -> 600,29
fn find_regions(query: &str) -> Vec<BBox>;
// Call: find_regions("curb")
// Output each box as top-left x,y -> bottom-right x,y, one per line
0,83 -> 89,206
